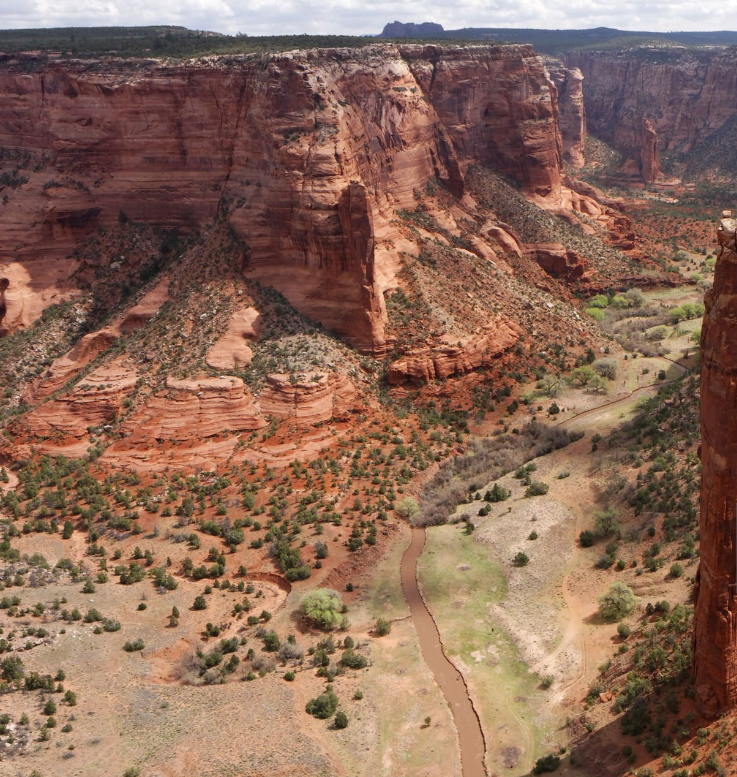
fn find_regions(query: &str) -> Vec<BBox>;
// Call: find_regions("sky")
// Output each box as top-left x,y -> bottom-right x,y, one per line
1,0 -> 735,37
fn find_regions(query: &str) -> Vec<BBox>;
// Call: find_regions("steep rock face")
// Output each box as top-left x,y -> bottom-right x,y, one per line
205,307 -> 261,370
694,211 -> 737,717
565,48 -> 737,178
547,64 -> 586,169
0,44 -> 565,353
258,372 -> 359,423
404,45 -> 563,201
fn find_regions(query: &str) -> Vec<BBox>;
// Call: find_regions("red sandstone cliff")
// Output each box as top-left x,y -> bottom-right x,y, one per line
564,47 -> 737,182
0,44 -> 566,353
694,211 -> 737,717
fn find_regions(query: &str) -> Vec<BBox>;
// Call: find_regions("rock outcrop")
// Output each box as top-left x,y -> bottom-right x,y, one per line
694,210 -> 737,717
548,63 -> 586,169
205,307 -> 262,371
258,372 -> 359,423
23,360 -> 138,438
386,321 -> 520,384
0,44 -> 566,352
122,376 -> 264,442
524,243 -> 588,281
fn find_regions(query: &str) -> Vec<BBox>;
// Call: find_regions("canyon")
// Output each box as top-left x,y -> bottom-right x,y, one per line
564,47 -> 737,182
0,27 -> 735,777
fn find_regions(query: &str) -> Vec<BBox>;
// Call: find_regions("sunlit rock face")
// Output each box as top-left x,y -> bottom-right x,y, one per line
0,43 -> 565,353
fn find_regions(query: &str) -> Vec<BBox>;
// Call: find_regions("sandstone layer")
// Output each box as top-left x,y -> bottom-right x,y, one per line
694,211 -> 737,716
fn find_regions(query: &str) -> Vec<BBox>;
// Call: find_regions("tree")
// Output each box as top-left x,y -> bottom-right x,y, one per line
395,497 -> 420,523
592,359 -> 617,380
193,595 -> 207,611
301,589 -> 344,630
588,375 -> 608,394
571,366 -> 596,386
540,374 -> 561,397
624,288 -> 645,308
588,294 -> 609,309
594,506 -> 619,537
598,582 -> 636,621
513,552 -> 529,567
43,699 -> 57,715
334,711 -> 348,729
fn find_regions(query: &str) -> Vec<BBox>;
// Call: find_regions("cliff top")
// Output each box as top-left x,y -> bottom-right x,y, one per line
0,41 -> 540,72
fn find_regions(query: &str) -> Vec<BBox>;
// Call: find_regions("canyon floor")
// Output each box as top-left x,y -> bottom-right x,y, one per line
1,270 -> 720,777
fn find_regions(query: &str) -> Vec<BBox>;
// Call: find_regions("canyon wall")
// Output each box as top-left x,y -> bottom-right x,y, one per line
0,44 -> 566,352
694,212 -> 737,717
565,48 -> 737,181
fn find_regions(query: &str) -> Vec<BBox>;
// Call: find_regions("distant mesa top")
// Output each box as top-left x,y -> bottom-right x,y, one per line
381,21 -> 445,38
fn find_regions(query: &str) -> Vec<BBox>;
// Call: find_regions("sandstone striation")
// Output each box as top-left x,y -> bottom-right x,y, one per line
22,359 -> 137,438
257,372 -> 359,423
122,376 -> 264,443
693,211 -> 737,716
23,327 -> 119,402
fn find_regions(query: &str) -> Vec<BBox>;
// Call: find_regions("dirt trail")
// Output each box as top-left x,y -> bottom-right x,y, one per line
401,526 -> 487,777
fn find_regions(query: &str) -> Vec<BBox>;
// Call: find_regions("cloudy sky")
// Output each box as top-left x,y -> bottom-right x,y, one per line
1,0 -> 734,36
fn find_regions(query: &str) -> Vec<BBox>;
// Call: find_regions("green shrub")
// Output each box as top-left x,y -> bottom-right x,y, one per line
670,562 -> 684,578
374,618 -> 391,636
513,552 -> 529,567
525,481 -> 549,497
334,710 -> 348,729
533,753 -> 561,773
579,530 -> 595,547
306,687 -> 339,719
588,294 -> 609,309
395,497 -> 420,523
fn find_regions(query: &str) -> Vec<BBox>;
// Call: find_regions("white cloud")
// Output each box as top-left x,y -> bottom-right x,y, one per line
1,0 -> 735,36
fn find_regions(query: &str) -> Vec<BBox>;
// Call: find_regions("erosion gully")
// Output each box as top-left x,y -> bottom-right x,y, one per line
400,526 -> 487,777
